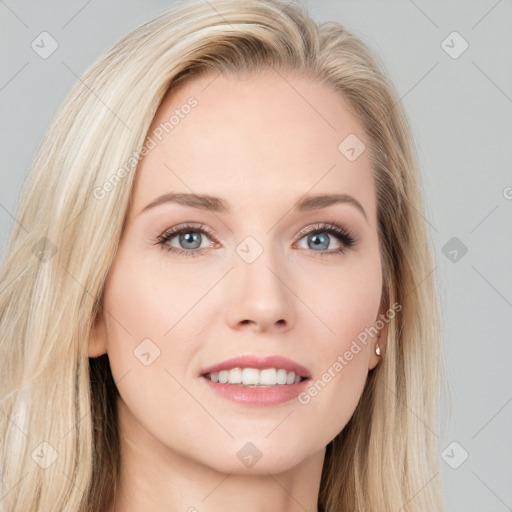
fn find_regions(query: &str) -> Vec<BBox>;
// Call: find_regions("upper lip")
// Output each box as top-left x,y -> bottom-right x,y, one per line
200,355 -> 312,379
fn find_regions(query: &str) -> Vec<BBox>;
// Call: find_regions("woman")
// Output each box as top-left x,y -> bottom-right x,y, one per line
0,0 -> 447,510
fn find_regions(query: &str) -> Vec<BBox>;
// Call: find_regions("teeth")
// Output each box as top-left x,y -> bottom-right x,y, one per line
206,367 -> 304,386
242,368 -> 260,385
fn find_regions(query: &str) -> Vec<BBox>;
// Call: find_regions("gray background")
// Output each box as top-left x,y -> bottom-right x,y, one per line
1,1 -> 511,510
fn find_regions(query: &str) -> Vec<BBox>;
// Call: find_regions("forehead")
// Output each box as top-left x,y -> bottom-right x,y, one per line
129,68 -> 376,224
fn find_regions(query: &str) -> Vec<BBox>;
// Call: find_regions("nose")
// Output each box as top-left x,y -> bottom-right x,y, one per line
224,247 -> 296,333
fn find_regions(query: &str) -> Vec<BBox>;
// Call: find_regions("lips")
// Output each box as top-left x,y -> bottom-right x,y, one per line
199,354 -> 312,379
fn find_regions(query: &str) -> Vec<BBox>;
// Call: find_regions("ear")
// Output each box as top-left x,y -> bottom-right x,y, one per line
88,308 -> 108,358
368,299 -> 389,370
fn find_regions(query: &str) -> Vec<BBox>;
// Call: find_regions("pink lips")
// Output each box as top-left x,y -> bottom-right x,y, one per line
199,354 -> 312,379
199,354 -> 312,406
201,376 -> 309,406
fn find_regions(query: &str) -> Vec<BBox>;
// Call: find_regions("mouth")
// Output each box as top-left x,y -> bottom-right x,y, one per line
201,367 -> 311,406
202,367 -> 310,387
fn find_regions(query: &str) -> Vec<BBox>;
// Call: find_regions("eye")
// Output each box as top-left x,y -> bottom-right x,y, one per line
156,223 -> 218,257
156,222 -> 357,257
293,223 -> 357,256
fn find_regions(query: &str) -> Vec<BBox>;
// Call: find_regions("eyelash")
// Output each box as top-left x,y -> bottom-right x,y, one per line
156,222 -> 357,258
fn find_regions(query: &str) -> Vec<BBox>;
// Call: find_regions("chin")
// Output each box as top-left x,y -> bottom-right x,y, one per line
193,437 -> 318,475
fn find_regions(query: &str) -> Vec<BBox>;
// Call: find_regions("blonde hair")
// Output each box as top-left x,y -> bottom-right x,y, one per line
0,0 -> 447,510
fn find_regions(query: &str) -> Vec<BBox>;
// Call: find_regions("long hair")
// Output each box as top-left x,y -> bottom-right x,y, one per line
0,0 -> 447,510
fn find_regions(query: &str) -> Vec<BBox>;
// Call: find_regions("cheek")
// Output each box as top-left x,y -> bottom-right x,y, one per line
303,248 -> 383,353
296,252 -> 382,433
100,253 -> 172,386
100,256 -> 197,436
102,249 -> 203,342
100,250 -> 211,395
327,261 -> 382,377
297,313 -> 376,445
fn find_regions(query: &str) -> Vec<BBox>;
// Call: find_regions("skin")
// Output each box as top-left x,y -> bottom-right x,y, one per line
90,67 -> 388,512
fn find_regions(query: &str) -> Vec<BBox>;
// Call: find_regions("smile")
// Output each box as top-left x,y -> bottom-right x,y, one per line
204,367 -> 307,386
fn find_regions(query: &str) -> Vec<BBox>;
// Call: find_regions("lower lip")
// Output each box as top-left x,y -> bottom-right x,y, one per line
201,376 -> 310,406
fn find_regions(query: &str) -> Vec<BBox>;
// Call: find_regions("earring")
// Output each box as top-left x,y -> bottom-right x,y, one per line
375,344 -> 381,356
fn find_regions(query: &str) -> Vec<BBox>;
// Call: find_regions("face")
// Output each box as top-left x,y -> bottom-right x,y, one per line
90,68 -> 387,475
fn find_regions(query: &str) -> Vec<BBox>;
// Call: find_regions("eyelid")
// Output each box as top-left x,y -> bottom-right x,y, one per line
157,223 -> 215,242
156,222 -> 220,249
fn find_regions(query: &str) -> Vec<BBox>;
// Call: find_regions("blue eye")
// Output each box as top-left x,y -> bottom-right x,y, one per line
156,223 -> 217,257
295,224 -> 356,255
156,222 -> 357,257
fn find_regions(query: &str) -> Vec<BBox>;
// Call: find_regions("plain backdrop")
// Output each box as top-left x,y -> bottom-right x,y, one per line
0,1 -> 511,511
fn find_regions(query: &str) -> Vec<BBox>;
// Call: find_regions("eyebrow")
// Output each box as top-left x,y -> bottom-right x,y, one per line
139,192 -> 367,220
